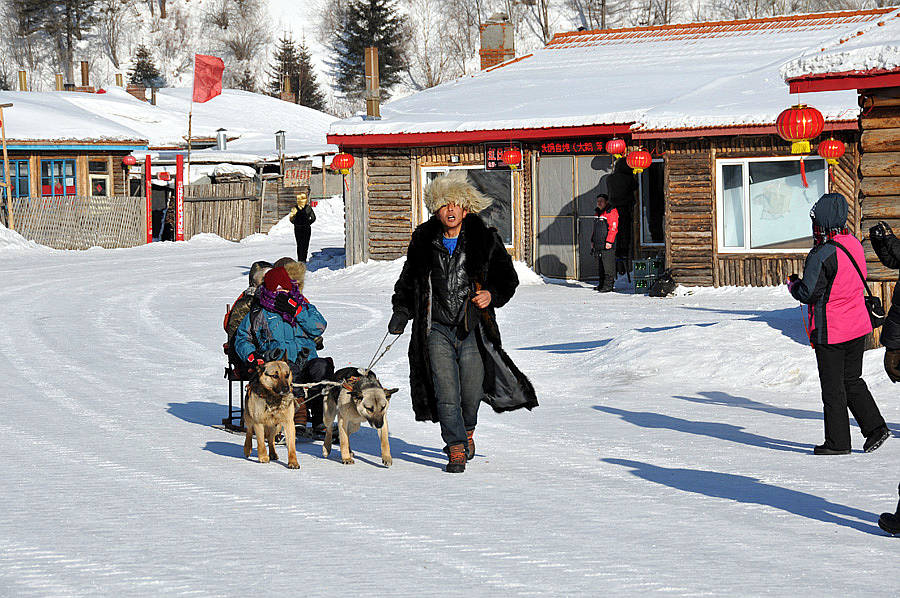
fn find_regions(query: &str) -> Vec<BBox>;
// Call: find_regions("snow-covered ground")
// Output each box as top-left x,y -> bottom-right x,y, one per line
0,198 -> 897,596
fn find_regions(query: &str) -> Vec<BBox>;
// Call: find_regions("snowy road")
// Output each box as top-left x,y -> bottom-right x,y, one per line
0,199 -> 897,596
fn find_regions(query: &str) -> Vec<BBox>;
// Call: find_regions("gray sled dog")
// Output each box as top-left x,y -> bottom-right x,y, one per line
322,367 -> 398,466
243,354 -> 299,469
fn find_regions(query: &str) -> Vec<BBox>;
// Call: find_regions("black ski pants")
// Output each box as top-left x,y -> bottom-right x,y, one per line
813,335 -> 886,450
294,224 -> 312,262
597,247 -> 616,290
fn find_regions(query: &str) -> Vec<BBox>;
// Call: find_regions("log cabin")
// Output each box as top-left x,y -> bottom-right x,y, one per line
328,8 -> 899,287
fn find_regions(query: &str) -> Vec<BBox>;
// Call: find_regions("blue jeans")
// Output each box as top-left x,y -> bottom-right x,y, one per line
427,322 -> 484,451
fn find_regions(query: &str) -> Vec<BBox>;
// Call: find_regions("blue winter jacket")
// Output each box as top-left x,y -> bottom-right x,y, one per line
234,302 -> 327,365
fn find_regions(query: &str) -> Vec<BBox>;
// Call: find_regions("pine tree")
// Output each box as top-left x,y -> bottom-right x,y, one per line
266,34 -> 301,96
296,40 -> 326,111
267,35 -> 327,111
128,44 -> 165,88
235,67 -> 256,92
330,0 -> 409,100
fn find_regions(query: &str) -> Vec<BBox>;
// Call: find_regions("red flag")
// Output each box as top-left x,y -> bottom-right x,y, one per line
192,54 -> 224,103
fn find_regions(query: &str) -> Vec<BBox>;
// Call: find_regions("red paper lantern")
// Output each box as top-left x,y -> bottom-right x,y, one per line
122,155 -> 137,166
776,104 -> 824,154
158,171 -> 171,181
605,138 -> 626,159
330,153 -> 354,175
817,137 -> 845,166
626,149 -> 652,174
501,148 -> 522,170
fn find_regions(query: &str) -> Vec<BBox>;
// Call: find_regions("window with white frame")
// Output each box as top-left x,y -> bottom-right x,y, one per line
716,156 -> 826,252
421,166 -> 514,246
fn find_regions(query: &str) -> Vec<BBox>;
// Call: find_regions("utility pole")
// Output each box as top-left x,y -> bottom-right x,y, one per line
0,103 -> 14,231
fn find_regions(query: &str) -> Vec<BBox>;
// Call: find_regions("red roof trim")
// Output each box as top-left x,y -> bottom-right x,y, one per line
632,121 -> 858,140
548,7 -> 894,45
327,124 -> 634,148
788,69 -> 900,93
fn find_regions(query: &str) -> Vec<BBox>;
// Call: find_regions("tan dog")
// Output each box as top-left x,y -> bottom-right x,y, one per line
322,368 -> 398,467
243,356 -> 299,469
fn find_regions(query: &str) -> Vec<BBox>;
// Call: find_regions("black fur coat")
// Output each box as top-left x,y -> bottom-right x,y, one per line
391,214 -> 538,422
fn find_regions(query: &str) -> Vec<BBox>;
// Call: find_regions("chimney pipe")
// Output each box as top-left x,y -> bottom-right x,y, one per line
18,70 -> 27,91
479,13 -> 515,70
216,128 -> 227,151
115,73 -> 124,87
364,47 -> 381,120
150,87 -> 157,105
55,74 -> 64,91
80,61 -> 89,87
275,130 -> 286,154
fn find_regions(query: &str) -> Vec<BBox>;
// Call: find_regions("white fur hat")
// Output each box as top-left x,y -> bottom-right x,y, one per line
423,170 -> 492,214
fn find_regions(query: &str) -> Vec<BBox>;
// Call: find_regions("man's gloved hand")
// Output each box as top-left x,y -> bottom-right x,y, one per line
262,348 -> 285,362
787,273 -> 799,292
313,335 -> 324,350
388,312 -> 408,335
289,206 -> 298,220
274,292 -> 301,317
870,220 -> 895,241
885,348 -> 900,383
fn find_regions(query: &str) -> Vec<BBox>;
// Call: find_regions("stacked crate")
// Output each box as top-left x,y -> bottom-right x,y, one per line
632,258 -> 664,293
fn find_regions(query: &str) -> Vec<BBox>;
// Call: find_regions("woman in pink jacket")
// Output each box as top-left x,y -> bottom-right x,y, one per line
789,193 -> 890,455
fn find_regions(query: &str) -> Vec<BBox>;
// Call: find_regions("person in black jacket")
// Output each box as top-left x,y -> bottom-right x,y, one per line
388,171 -> 537,473
869,220 -> 900,380
289,189 -> 316,262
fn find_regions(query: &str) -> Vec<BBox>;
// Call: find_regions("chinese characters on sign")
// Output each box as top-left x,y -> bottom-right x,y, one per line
484,142 -> 523,171
283,160 -> 312,188
538,140 -> 607,155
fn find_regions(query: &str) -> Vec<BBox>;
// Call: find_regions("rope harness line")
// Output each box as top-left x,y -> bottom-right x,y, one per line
363,331 -> 402,375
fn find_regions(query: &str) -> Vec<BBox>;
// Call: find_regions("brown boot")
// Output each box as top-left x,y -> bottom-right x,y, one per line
446,443 -> 466,473
466,430 -> 475,461
293,398 -> 307,427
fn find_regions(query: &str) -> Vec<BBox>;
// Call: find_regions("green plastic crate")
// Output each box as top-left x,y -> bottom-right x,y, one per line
634,277 -> 654,294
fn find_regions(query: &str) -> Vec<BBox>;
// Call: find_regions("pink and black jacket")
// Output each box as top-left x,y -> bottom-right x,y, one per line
790,194 -> 872,346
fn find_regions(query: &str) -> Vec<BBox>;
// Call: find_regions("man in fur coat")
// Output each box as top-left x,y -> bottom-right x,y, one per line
388,171 -> 538,473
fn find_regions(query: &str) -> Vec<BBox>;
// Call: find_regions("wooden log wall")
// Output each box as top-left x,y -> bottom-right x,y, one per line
260,181 -> 299,233
183,181 -> 259,241
664,145 -> 715,286
367,149 -> 414,260
857,92 -> 900,347
859,93 -> 900,282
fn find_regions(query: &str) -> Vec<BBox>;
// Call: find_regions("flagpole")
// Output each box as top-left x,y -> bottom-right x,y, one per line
186,105 -> 192,186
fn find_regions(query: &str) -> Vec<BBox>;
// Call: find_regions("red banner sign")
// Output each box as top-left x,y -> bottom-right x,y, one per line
175,155 -> 184,241
145,155 -> 152,244
484,142 -> 522,170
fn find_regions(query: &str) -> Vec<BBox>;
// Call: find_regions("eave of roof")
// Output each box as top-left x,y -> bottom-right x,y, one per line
633,120 -> 859,139
328,124 -> 634,148
787,68 -> 900,92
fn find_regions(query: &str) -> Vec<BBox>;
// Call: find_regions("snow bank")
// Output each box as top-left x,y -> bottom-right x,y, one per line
0,222 -> 50,253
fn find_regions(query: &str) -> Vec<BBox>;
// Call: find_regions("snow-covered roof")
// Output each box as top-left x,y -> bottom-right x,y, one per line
0,90 -> 147,146
330,9 -> 897,142
0,87 -> 338,161
781,8 -> 900,80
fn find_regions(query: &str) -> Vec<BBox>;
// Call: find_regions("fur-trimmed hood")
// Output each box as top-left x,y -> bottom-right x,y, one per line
423,170 -> 492,214
283,260 -> 306,293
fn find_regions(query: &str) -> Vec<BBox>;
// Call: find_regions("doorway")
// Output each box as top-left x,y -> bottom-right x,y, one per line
536,154 -> 613,279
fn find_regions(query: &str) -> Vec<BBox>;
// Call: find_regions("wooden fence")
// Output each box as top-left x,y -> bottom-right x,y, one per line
183,182 -> 260,241
9,195 -> 145,250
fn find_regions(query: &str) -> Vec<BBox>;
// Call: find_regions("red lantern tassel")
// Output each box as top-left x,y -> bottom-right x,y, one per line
800,157 -> 808,188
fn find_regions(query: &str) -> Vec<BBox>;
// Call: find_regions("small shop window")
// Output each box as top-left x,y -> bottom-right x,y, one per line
88,159 -> 109,174
422,166 -> 513,246
90,175 -> 110,197
1,160 -> 31,199
716,157 -> 826,252
40,159 -> 77,197
638,160 -> 665,245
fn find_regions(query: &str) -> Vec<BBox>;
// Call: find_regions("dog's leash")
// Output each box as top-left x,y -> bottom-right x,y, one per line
364,331 -> 402,375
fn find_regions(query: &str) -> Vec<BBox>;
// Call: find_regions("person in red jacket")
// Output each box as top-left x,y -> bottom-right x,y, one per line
590,193 -> 619,292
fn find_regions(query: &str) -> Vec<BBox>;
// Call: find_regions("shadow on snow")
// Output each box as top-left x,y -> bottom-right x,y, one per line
168,400 -> 445,469
593,404 -> 812,453
604,458 -> 882,534
679,305 -> 809,346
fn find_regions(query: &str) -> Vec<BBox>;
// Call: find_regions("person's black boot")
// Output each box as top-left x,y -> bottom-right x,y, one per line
466,430 -> 475,461
878,483 -> 900,535
864,425 -> 890,453
813,444 -> 851,455
446,444 -> 466,473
